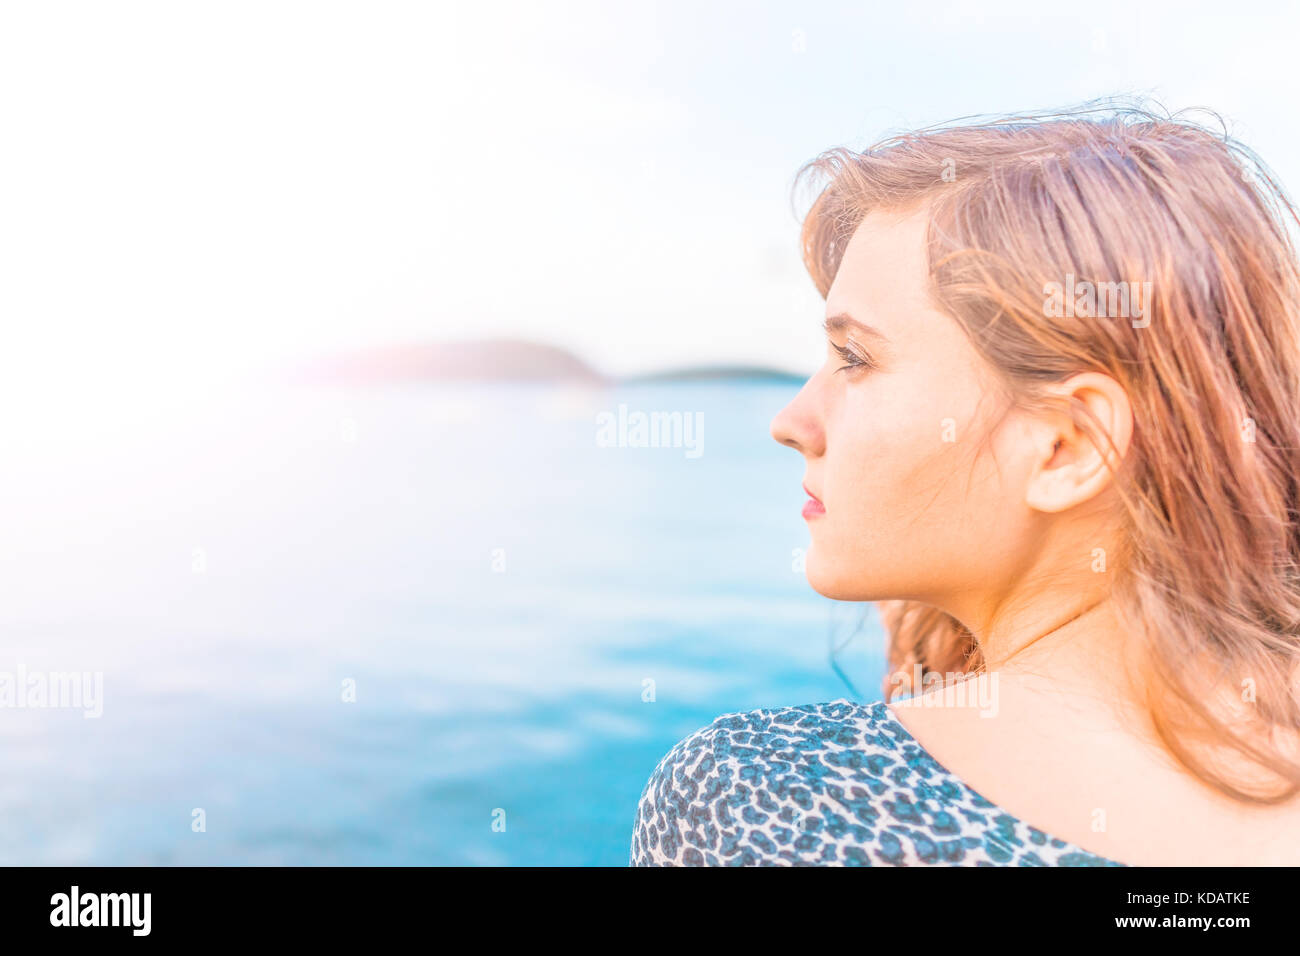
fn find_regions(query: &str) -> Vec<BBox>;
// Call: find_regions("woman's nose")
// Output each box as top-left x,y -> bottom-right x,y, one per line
770,378 -> 825,456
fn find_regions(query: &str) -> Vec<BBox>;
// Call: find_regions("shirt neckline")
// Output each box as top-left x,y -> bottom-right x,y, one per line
858,698 -> 1130,867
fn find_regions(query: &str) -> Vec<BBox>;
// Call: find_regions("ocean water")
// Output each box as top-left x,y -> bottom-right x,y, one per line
0,379 -> 885,865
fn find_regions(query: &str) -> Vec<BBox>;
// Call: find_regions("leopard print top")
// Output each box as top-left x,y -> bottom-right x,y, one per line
630,698 -> 1127,866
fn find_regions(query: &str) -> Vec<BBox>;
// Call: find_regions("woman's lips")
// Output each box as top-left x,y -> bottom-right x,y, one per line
802,484 -> 825,519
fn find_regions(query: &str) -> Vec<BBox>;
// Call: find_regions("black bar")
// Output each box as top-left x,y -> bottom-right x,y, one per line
0,864 -> 1282,942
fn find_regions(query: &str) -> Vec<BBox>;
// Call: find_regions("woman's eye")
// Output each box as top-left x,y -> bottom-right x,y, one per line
830,340 -> 877,374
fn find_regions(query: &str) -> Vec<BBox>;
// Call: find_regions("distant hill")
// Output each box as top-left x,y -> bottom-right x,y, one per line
290,339 -> 807,385
624,365 -> 807,384
292,339 -> 607,384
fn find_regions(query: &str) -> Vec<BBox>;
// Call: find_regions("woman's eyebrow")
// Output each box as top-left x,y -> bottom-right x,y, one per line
823,312 -> 890,343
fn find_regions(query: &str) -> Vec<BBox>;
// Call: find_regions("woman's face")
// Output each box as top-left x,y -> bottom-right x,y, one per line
770,206 -> 1043,609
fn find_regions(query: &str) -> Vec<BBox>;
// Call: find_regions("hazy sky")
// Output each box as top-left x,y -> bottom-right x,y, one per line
4,0 -> 1299,392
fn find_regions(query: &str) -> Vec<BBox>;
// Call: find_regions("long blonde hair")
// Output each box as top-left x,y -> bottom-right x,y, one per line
795,102 -> 1300,804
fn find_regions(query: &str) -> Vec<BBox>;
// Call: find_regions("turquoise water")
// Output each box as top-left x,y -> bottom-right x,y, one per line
0,380 -> 885,865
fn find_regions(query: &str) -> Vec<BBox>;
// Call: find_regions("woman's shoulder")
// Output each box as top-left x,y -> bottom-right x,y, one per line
629,698 -> 1126,867
646,698 -> 907,790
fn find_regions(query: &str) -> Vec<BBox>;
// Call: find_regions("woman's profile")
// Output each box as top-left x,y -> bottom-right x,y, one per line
631,102 -> 1300,866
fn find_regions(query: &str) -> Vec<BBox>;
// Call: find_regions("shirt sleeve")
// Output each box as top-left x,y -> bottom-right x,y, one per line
629,721 -> 723,866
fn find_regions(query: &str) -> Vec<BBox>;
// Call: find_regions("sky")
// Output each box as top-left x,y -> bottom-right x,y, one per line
3,0 -> 1300,398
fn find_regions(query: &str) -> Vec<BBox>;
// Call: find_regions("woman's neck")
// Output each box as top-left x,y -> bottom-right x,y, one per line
951,592 -> 1138,711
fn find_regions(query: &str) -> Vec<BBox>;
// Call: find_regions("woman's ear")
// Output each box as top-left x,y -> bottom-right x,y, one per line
1024,372 -> 1133,514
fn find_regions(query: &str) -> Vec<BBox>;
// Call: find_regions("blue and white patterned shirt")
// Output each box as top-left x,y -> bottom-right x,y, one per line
631,698 -> 1126,866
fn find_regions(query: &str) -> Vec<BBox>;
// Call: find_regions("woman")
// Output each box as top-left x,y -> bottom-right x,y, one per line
630,104 -> 1300,866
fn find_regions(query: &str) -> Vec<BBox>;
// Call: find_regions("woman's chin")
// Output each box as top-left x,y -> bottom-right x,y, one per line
805,554 -> 905,603
805,558 -> 868,601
